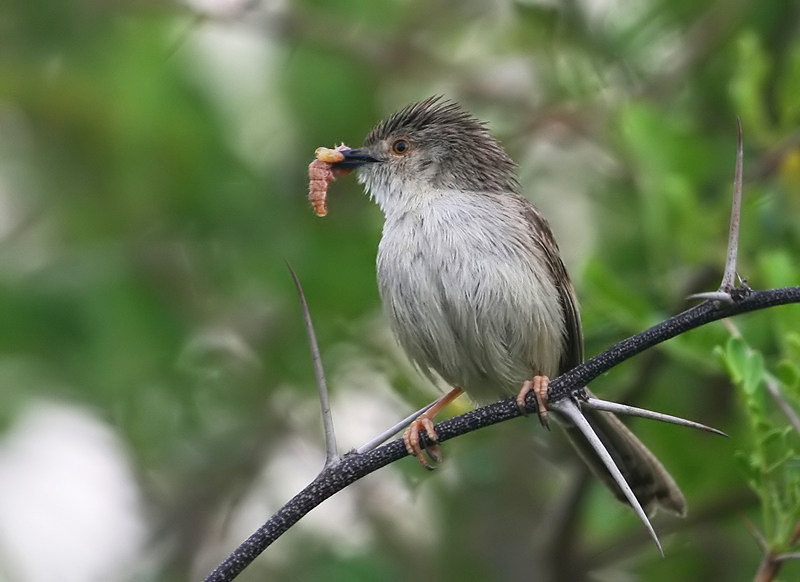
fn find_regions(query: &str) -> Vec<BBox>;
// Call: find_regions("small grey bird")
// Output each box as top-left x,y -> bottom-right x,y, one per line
331,96 -> 685,516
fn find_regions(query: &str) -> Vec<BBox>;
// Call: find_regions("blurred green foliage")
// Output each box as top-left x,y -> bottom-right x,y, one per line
717,335 -> 800,552
1,0 -> 799,581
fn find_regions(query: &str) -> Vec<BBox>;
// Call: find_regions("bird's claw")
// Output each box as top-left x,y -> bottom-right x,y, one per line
517,376 -> 551,430
403,416 -> 441,470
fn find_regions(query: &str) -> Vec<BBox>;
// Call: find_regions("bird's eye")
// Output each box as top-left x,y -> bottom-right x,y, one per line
391,139 -> 409,155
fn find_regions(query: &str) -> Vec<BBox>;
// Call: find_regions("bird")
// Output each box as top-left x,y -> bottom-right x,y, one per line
328,96 -> 686,517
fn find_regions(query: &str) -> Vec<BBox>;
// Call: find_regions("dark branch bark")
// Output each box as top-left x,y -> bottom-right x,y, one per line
204,286 -> 800,582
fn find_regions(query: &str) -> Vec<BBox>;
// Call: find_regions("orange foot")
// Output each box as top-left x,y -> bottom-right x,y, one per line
403,415 -> 441,470
403,386 -> 464,470
516,376 -> 551,430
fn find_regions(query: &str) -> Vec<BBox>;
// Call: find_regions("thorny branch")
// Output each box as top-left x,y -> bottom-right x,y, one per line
204,121 -> 796,582
204,285 -> 800,582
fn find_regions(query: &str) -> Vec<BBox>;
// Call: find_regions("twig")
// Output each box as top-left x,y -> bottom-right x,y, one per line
287,263 -> 340,469
203,286 -> 800,582
742,514 -> 770,554
763,376 -> 800,436
751,522 -> 800,581
754,554 -> 782,582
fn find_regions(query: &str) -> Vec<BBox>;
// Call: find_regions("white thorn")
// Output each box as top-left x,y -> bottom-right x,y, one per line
550,398 -> 664,556
687,291 -> 734,303
583,398 -> 728,437
357,399 -> 438,454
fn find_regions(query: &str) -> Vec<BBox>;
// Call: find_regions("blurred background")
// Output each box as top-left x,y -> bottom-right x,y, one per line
1,0 -> 799,580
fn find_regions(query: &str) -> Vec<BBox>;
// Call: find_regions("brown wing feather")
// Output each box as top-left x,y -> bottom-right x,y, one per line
519,201 -> 584,372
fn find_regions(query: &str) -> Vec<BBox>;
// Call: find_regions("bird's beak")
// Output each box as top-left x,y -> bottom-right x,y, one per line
331,148 -> 381,170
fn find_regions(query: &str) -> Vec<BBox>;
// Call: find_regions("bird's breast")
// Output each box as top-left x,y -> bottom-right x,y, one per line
376,193 -> 565,401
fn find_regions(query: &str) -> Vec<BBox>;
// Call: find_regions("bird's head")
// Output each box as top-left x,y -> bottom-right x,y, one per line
332,96 -> 519,214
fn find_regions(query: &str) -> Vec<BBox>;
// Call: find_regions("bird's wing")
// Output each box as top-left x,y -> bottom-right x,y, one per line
518,197 -> 584,372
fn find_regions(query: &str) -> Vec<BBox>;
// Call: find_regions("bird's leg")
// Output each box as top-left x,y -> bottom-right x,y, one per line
403,386 -> 464,469
517,376 -> 551,430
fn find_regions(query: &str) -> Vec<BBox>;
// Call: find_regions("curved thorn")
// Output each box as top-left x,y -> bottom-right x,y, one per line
549,398 -> 664,556
687,291 -> 735,303
583,398 -> 728,437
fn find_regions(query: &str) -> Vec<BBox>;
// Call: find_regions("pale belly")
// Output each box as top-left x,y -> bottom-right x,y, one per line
376,199 -> 566,403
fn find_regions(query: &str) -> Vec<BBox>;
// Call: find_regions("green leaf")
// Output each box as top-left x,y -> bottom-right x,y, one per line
717,336 -> 765,396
